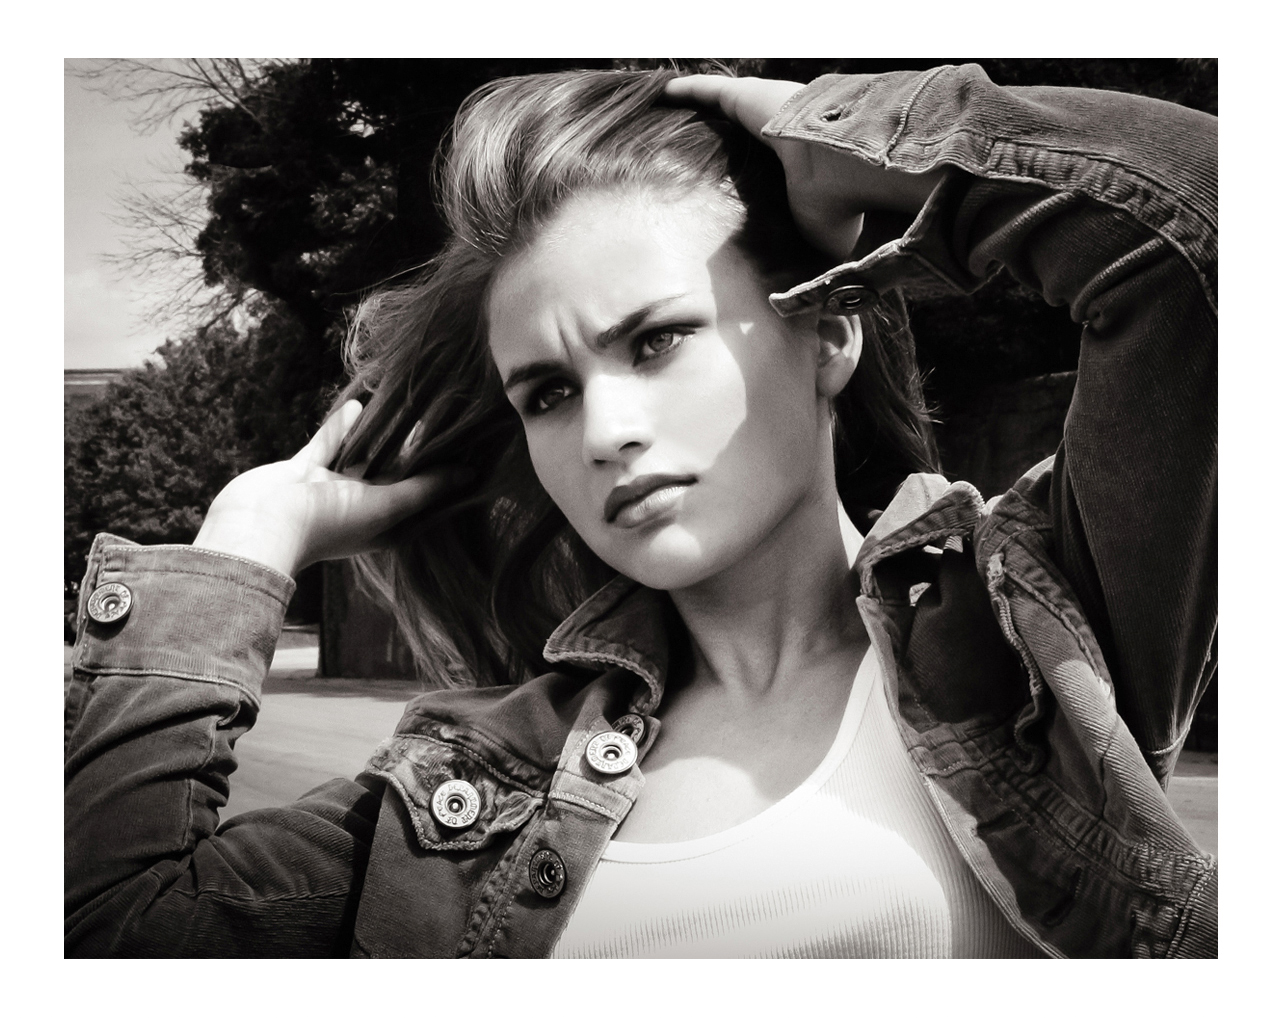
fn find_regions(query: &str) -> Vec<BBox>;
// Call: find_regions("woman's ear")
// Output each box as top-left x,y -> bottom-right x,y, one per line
816,313 -> 863,398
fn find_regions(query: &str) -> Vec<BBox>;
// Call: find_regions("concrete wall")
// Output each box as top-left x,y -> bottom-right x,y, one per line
65,369 -> 125,411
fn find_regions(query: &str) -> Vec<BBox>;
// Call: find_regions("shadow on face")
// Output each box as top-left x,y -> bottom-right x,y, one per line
487,185 -> 839,592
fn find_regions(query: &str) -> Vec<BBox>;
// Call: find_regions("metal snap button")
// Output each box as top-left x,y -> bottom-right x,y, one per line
86,582 -> 133,624
613,713 -> 646,744
585,730 -> 637,775
430,779 -> 481,829
529,848 -> 566,898
824,285 -> 878,315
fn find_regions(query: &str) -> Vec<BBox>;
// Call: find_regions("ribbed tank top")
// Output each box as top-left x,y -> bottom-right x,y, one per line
552,647 -> 1045,958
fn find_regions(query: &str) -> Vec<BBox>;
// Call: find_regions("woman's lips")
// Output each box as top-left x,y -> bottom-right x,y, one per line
604,474 -> 696,528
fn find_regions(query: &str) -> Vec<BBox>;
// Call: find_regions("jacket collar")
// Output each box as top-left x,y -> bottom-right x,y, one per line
542,472 -> 984,712
542,576 -> 675,715
853,475 -> 986,596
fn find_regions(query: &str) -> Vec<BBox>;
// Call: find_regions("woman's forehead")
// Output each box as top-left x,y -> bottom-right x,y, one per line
486,188 -> 740,364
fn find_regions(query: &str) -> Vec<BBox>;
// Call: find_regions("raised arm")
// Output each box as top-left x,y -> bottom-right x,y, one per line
65,403 -> 462,955
670,65 -> 1217,780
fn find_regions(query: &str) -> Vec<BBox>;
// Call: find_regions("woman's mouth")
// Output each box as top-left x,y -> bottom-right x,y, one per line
604,474 -> 696,528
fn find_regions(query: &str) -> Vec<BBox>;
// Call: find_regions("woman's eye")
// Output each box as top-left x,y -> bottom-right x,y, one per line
636,329 -> 688,363
530,382 -> 574,415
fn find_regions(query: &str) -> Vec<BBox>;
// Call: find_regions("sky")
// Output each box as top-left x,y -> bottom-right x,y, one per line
64,61 -> 194,369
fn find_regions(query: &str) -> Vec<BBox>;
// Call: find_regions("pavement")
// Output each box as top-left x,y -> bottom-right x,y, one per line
65,634 -> 1218,856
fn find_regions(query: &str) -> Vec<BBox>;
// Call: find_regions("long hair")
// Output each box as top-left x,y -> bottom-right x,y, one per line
331,69 -> 938,688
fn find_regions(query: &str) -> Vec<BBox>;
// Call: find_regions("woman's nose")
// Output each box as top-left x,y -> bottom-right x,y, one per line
581,374 -> 652,466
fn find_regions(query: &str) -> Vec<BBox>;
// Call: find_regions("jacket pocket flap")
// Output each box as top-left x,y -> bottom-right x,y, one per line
363,734 -> 544,852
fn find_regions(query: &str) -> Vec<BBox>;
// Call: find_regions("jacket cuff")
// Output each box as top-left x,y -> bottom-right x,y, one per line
763,69 -> 981,316
767,169 -> 968,317
762,69 -> 947,167
765,65 -> 1217,312
72,533 -> 296,700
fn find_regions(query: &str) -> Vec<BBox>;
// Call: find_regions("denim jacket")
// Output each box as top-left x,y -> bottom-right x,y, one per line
64,65 -> 1217,958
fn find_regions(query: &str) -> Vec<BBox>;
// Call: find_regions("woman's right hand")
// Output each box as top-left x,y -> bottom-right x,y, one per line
192,400 -> 466,578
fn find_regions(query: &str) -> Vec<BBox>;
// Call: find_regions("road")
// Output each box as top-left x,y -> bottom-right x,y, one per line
67,637 -> 1218,855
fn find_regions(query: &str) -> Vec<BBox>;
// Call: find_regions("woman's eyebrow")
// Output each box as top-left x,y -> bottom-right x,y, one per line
502,359 -> 563,393
591,295 -> 685,351
502,295 -> 687,392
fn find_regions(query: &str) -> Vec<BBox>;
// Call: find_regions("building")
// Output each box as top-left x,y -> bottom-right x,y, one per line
65,369 -> 125,410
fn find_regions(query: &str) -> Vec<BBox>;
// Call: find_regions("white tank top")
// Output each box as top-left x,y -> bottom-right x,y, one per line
552,647 -> 1044,958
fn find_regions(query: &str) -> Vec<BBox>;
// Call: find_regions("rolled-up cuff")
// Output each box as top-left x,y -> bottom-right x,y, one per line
73,534 -> 296,701
1170,863 -> 1218,958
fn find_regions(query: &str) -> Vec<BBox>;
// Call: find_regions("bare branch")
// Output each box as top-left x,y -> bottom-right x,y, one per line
72,58 -> 280,133
71,59 -> 288,337
101,172 -> 257,336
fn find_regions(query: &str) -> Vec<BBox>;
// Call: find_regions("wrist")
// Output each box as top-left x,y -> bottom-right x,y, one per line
192,509 -> 302,578
817,147 -> 947,216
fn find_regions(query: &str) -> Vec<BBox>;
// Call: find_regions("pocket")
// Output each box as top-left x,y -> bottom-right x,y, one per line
363,733 -> 545,852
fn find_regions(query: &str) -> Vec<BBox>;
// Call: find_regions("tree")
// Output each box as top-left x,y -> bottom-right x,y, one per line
65,326 -> 254,587
74,60 -> 282,333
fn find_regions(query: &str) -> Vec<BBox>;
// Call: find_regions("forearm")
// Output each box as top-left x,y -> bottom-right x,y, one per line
764,65 -> 1216,301
65,535 -> 375,956
767,66 -> 1217,769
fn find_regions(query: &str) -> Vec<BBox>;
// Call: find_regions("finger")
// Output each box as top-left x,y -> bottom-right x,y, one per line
310,469 -> 470,563
665,75 -> 805,139
293,399 -> 364,467
400,420 -> 422,458
664,74 -> 736,114
351,464 -> 474,525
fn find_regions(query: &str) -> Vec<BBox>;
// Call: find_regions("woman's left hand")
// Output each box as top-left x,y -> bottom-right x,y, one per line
665,74 -> 945,259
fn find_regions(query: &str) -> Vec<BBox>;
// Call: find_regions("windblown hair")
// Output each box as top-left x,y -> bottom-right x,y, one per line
331,69 -> 938,688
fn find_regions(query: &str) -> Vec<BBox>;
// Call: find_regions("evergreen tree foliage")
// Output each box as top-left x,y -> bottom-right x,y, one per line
65,326 -> 253,586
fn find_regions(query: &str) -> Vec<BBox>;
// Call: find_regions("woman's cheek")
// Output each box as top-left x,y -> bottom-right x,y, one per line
527,427 -> 595,530
661,342 -> 747,466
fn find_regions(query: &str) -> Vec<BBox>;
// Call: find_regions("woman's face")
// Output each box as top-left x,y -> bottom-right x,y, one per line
487,186 -> 842,591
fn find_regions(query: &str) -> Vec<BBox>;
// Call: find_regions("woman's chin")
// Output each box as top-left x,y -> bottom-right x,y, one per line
598,523 -> 737,591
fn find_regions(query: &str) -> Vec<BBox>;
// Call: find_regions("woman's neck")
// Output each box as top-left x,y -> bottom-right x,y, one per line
668,482 -> 867,702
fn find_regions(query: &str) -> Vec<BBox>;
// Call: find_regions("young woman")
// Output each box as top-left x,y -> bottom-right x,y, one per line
64,65 -> 1217,958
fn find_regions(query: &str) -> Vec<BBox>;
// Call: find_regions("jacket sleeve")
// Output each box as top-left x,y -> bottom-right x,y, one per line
64,534 -> 383,957
764,66 -> 1217,778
